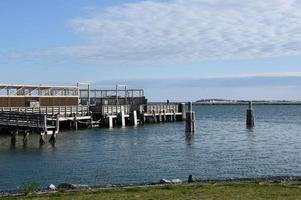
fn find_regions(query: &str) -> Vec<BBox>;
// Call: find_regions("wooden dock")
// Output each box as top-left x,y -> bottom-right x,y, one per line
0,105 -> 92,145
0,83 -> 186,145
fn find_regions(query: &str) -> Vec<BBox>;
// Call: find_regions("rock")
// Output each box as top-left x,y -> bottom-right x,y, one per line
188,175 -> 198,183
48,184 -> 57,191
171,179 -> 182,184
72,184 -> 90,190
57,183 -> 90,190
58,183 -> 75,190
160,179 -> 172,184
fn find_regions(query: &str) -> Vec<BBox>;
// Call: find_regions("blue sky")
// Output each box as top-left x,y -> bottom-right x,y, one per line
1,0 -> 301,101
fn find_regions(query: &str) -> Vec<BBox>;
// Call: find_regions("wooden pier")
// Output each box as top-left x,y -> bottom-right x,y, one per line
0,83 -> 185,145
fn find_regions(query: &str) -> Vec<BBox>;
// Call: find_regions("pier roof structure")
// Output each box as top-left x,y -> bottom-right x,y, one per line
0,84 -> 79,97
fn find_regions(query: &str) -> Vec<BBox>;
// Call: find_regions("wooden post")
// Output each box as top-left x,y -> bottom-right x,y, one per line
56,115 -> 60,134
11,130 -> 18,145
108,116 -> 113,128
158,112 -> 162,123
185,102 -> 196,133
180,103 -> 186,121
49,130 -> 57,145
23,130 -> 29,144
173,110 -> 176,122
118,111 -> 126,127
74,116 -> 78,130
40,132 -> 46,145
246,101 -> 255,128
140,112 -> 145,124
131,110 -> 138,126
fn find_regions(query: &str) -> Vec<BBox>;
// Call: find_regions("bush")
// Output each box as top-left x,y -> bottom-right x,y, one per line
21,182 -> 38,195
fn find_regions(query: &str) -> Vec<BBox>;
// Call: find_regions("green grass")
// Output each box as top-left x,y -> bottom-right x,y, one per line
1,183 -> 301,200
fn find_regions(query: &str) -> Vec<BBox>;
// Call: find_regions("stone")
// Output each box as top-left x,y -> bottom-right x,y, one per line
57,183 -> 90,190
58,183 -> 75,190
188,175 -> 197,183
171,179 -> 182,184
48,184 -> 57,191
160,179 -> 172,184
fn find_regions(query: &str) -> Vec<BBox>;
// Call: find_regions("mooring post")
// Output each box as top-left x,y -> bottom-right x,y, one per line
246,101 -> 255,128
23,130 -> 29,144
11,130 -> 18,145
185,102 -> 196,133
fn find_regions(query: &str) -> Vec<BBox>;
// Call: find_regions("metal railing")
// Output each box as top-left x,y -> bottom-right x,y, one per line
145,103 -> 179,114
101,105 -> 130,115
0,106 -> 89,117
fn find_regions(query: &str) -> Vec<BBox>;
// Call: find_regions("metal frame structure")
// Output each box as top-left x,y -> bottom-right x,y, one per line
0,84 -> 79,97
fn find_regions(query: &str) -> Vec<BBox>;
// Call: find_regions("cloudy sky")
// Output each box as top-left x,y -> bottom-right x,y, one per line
1,0 -> 301,101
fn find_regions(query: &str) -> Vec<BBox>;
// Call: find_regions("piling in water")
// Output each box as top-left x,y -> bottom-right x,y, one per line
246,101 -> 255,128
185,102 -> 196,133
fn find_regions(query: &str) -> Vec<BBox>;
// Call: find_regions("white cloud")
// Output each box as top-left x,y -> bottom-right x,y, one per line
4,0 -> 301,64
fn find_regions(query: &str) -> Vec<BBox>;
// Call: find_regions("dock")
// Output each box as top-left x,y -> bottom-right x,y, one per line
0,83 -> 185,145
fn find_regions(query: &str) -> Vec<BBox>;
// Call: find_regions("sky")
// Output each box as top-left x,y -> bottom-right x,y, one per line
0,0 -> 301,101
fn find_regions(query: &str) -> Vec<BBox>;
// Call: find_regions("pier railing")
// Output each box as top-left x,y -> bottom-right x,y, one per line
0,111 -> 47,130
144,103 -> 179,114
101,105 -> 130,115
0,106 -> 90,117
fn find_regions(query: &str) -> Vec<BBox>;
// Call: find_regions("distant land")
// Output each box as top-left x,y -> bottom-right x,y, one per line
195,99 -> 301,105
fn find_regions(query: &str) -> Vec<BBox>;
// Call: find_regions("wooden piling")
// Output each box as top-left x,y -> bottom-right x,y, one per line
23,131 -> 29,144
131,110 -> 138,126
56,115 -> 60,134
11,130 -> 18,145
74,116 -> 78,130
108,116 -> 113,128
49,130 -> 57,145
40,132 -> 46,145
185,102 -> 196,133
180,103 -> 186,120
118,111 -> 126,127
246,101 -> 255,128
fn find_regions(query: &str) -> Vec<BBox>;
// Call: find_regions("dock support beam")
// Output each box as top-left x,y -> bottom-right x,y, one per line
49,131 -> 57,145
131,110 -> 138,126
118,111 -> 126,127
185,102 -> 196,133
23,131 -> 29,144
181,103 -> 186,121
40,132 -> 46,145
108,116 -> 113,128
246,101 -> 255,128
140,112 -> 145,124
74,117 -> 78,130
11,130 -> 18,145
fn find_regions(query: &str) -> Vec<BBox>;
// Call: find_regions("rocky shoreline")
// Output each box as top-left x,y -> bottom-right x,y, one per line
1,176 -> 301,197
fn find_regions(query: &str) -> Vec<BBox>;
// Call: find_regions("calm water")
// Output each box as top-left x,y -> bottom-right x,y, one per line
0,105 -> 301,191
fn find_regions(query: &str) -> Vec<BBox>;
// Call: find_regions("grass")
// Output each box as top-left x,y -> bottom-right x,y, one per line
1,183 -> 301,200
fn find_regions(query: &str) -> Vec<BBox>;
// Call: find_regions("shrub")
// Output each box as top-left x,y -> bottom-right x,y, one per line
21,182 -> 38,195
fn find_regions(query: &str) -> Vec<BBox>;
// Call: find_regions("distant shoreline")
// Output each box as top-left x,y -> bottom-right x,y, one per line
194,101 -> 301,105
